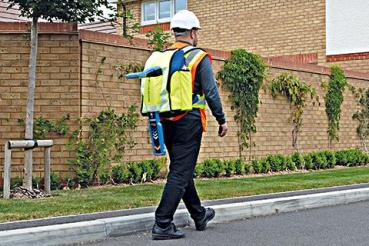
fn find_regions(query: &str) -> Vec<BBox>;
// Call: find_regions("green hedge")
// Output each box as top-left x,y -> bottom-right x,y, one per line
5,149 -> 368,190
3,159 -> 166,191
195,149 -> 369,178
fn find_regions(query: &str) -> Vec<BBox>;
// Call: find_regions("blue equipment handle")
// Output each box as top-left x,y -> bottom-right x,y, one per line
126,66 -> 162,79
148,112 -> 166,156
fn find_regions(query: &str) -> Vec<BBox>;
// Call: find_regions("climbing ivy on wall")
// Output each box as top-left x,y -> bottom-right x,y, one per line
325,65 -> 347,146
268,73 -> 318,150
353,88 -> 369,152
217,49 -> 266,160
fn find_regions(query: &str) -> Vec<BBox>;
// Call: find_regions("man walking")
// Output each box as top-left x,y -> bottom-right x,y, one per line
152,10 -> 228,240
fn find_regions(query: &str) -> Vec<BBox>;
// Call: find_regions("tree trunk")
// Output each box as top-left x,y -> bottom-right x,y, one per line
122,2 -> 127,38
24,16 -> 38,190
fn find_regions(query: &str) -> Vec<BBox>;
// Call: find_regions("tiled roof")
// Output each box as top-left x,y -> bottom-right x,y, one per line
0,1 -> 27,22
78,21 -> 117,34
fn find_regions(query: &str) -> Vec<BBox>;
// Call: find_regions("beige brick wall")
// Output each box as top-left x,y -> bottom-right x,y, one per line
0,32 -> 80,181
1,27 -> 369,182
325,59 -> 369,73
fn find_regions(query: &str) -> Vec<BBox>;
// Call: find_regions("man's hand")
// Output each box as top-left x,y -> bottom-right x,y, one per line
218,123 -> 228,137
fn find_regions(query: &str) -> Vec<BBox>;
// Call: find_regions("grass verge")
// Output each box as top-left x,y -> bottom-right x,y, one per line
1,166 -> 369,222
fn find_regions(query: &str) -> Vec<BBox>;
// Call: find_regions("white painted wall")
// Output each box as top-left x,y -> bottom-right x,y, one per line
326,0 -> 369,55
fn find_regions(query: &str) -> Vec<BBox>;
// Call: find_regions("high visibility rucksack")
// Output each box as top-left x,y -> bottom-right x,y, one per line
141,46 -> 207,115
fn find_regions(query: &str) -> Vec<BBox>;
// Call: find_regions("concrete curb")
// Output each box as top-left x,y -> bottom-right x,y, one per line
2,187 -> 369,246
4,183 -> 369,232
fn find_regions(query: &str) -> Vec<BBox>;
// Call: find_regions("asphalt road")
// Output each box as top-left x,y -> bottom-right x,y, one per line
92,201 -> 369,246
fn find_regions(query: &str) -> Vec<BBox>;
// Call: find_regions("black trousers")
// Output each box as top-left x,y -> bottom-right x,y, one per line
155,115 -> 205,227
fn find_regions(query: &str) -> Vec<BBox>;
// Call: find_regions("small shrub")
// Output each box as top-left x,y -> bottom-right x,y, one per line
335,150 -> 349,166
128,162 -> 143,183
50,172 -> 61,190
286,156 -> 296,171
139,161 -> 154,181
360,151 -> 369,165
234,159 -> 244,175
112,165 -> 130,184
351,149 -> 368,166
311,152 -> 328,170
304,154 -> 314,170
202,159 -> 224,178
261,159 -> 271,173
322,150 -> 336,168
252,160 -> 263,174
75,169 -> 91,188
244,163 -> 252,174
11,176 -> 23,189
202,160 -> 215,178
63,175 -> 77,189
215,159 -> 225,176
224,160 -> 236,177
194,164 -> 204,178
265,155 -> 278,172
346,150 -> 358,166
266,154 -> 286,172
334,149 -> 368,167
149,159 -> 162,180
99,170 -> 110,185
364,153 -> 369,165
291,152 -> 305,169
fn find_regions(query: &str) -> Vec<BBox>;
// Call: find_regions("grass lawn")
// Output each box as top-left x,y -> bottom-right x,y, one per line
1,166 -> 369,222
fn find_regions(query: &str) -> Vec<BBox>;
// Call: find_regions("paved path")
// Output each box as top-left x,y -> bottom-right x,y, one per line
92,200 -> 369,246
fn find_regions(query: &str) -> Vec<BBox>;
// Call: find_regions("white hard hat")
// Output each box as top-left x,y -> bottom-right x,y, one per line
170,10 -> 201,30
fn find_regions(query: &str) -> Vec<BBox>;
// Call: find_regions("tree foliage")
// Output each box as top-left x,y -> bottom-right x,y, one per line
7,0 -> 112,22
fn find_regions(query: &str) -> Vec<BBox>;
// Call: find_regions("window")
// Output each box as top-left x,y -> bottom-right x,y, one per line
142,0 -> 187,25
174,0 -> 186,14
143,1 -> 156,22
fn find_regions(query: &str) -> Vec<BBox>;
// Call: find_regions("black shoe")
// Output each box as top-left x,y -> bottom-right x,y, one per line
195,208 -> 215,231
152,223 -> 185,240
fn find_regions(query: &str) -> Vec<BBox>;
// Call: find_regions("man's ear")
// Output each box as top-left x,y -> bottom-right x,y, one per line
190,29 -> 195,39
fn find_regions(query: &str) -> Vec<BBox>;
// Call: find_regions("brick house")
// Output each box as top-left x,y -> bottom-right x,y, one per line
121,0 -> 369,73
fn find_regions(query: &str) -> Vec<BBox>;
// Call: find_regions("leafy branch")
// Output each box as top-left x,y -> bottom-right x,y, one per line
146,25 -> 171,51
18,115 -> 70,140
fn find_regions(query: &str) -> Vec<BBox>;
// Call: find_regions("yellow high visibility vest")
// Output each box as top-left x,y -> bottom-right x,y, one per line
141,46 -> 207,114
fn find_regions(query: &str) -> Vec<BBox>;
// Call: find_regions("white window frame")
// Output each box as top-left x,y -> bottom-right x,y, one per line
141,0 -> 187,26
